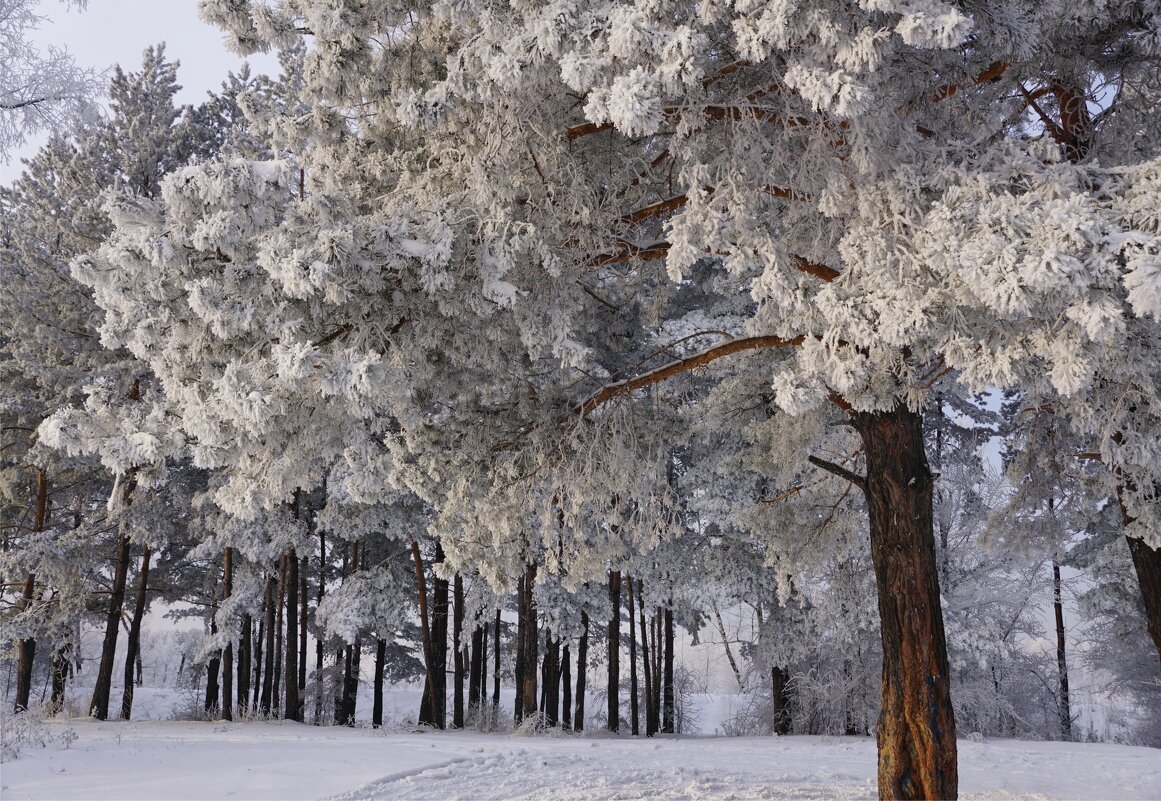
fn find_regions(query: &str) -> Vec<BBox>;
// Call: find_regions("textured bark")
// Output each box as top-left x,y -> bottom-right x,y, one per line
426,543 -> 449,728
272,555 -> 287,716
480,621 -> 489,723
608,570 -> 621,732
373,638 -> 386,728
342,641 -> 361,725
574,610 -> 588,731
493,609 -> 501,714
315,527 -> 326,725
121,544 -> 153,720
542,631 -> 560,726
49,643 -> 72,715
663,606 -> 674,734
637,581 -> 655,736
855,404 -> 957,801
299,555 -> 308,699
521,563 -> 538,722
285,548 -> 302,721
205,616 -> 221,714
453,574 -> 465,728
514,575 -> 526,722
772,665 -> 792,735
628,576 -> 639,735
1053,559 -> 1072,740
1126,534 -> 1161,663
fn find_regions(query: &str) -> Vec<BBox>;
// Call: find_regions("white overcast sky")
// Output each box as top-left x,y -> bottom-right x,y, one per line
0,0 -> 278,182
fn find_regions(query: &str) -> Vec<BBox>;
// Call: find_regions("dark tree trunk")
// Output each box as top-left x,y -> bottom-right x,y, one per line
562,643 -> 572,730
453,573 -> 464,728
373,638 -> 387,728
521,563 -> 538,722
411,540 -> 438,727
299,555 -> 308,700
492,609 -> 501,714
49,643 -> 71,715
772,665 -> 792,735
91,520 -> 133,719
651,609 -> 662,735
120,544 -> 153,720
221,548 -> 234,721
1053,559 -> 1072,740
259,574 -> 276,715
514,575 -> 526,722
285,548 -> 302,721
238,614 -> 252,713
542,631 -> 559,726
14,572 -> 37,714
205,616 -> 221,715
627,575 -> 639,735
314,526 -> 326,725
429,545 -> 449,728
853,404 -> 957,801
479,621 -> 489,725
14,469 -> 47,714
252,605 -> 264,715
663,606 -> 674,734
1119,490 -> 1161,668
469,618 -> 483,723
608,570 -> 621,732
638,581 -> 655,736
342,641 -> 361,726
272,556 -> 287,717
575,609 -> 588,731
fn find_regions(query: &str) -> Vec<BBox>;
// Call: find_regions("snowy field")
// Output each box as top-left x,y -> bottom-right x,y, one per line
3,717 -> 1160,801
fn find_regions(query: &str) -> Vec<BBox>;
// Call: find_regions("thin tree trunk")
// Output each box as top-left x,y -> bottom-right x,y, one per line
342,641 -> 361,726
663,605 -> 674,734
205,616 -> 221,715
515,575 -> 526,723
238,614 -> 252,714
221,548 -> 234,721
772,665 -> 792,735
492,609 -> 501,714
373,638 -> 386,728
259,575 -> 275,715
272,555 -> 287,717
410,540 -> 437,727
480,620 -> 489,726
542,631 -> 559,726
521,563 -> 538,722
121,544 -> 153,720
315,526 -> 326,724
608,570 -> 620,732
627,575 -> 639,735
637,581 -> 655,736
453,574 -> 464,728
285,548 -> 301,721
575,609 -> 588,731
853,404 -> 957,801
14,469 -> 48,714
469,617 -> 483,723
429,543 -> 449,728
1053,558 -> 1072,740
299,555 -> 307,700
713,601 -> 744,690
652,608 -> 662,735
562,643 -> 572,730
91,517 -> 133,719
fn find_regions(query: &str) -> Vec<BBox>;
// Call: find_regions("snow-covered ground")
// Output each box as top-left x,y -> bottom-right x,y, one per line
3,716 -> 1159,801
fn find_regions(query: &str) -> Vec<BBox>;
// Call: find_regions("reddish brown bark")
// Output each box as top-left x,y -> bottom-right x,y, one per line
854,404 -> 957,800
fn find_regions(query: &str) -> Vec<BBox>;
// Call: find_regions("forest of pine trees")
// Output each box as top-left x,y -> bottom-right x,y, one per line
5,2 -> 1161,800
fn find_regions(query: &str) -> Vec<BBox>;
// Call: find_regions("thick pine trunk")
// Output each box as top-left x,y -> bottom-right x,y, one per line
1126,535 -> 1161,663
772,665 -> 792,735
663,606 -> 674,734
285,548 -> 301,721
575,609 -> 588,731
453,574 -> 465,728
14,572 -> 37,714
608,570 -> 621,732
428,544 -> 449,728
299,556 -> 308,702
542,631 -> 560,726
49,643 -> 71,715
373,638 -> 386,728
205,615 -> 221,715
469,619 -> 483,723
520,563 -> 538,722
480,621 -> 489,726
315,527 -> 326,724
514,575 -> 526,722
272,556 -> 287,716
492,609 -> 501,715
854,404 -> 957,801
121,544 -> 153,720
342,641 -> 361,725
627,575 -> 639,735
